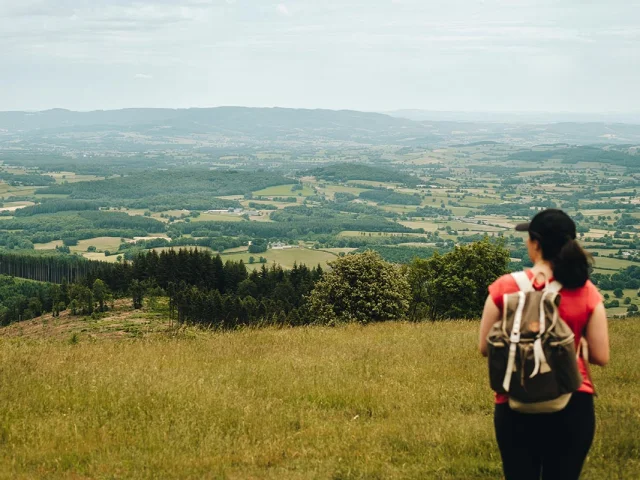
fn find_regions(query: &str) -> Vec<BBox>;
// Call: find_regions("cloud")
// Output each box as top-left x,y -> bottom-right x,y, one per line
276,4 -> 291,16
134,73 -> 153,79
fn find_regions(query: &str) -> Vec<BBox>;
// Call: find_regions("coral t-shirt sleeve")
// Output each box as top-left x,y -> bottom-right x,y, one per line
585,281 -> 603,314
488,274 -> 514,311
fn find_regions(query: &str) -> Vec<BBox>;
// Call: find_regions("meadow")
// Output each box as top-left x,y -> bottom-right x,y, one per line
0,319 -> 638,479
220,247 -> 338,270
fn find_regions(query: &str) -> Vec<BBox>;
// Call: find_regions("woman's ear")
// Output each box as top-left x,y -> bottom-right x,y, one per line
530,238 -> 541,253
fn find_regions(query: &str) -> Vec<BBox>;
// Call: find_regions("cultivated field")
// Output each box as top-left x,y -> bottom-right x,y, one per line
0,319 -> 638,479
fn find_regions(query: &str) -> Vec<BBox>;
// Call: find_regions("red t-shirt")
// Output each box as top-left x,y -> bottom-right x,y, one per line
488,270 -> 602,404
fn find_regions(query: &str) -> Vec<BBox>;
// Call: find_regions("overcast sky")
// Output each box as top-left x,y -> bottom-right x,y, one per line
1,0 -> 639,113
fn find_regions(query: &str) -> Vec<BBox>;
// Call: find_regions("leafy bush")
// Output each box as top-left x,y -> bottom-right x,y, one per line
406,239 -> 510,320
308,251 -> 410,324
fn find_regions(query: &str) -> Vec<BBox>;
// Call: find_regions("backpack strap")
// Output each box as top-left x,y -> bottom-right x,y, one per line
547,280 -> 562,293
511,271 -> 534,293
502,290 -> 526,392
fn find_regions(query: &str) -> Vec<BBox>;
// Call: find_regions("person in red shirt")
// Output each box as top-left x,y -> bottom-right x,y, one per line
478,209 -> 609,480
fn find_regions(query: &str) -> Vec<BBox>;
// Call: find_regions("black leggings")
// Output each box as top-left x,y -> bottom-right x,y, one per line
494,393 -> 595,480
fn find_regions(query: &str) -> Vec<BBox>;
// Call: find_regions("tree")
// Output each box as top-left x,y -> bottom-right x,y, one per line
624,297 -> 632,305
92,279 -> 109,312
248,239 -> 268,254
308,251 -> 410,324
69,284 -> 93,315
627,304 -> 639,314
613,288 -> 624,299
146,285 -> 165,310
406,239 -> 510,321
130,279 -> 145,309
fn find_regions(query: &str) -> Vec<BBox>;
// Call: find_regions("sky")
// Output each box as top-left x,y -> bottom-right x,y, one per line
1,0 -> 639,114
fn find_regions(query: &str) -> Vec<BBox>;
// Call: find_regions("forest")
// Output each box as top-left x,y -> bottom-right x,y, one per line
40,170 -> 290,210
306,164 -> 419,186
0,240 -> 514,327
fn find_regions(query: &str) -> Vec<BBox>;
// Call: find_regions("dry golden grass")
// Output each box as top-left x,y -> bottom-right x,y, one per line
0,320 -> 638,479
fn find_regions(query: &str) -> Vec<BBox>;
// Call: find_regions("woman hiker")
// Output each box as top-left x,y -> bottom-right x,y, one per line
479,209 -> 610,480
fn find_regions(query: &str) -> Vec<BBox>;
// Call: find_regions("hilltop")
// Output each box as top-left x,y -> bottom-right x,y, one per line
0,317 -> 638,479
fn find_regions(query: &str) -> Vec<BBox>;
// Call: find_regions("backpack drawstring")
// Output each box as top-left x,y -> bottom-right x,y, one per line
530,290 -> 552,378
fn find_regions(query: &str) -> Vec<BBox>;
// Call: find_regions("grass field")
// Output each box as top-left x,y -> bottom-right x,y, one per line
72,237 -> 125,253
253,184 -> 315,197
592,256 -> 636,271
190,213 -> 245,223
0,319 -> 637,479
81,252 -> 122,263
50,172 -> 103,184
34,240 -> 64,250
220,247 -> 337,270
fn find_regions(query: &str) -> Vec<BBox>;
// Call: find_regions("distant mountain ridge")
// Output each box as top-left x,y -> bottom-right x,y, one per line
1,106 -> 640,147
0,107 -> 419,133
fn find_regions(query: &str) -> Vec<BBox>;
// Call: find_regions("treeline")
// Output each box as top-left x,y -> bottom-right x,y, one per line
0,248 -> 325,328
405,205 -> 452,217
353,245 -> 449,264
359,189 -> 422,205
592,266 -> 640,291
307,163 -> 418,186
0,171 -> 56,186
508,146 -> 639,168
171,263 -> 323,327
116,237 -> 247,259
0,275 -> 57,325
40,169 -> 289,211
307,193 -> 398,218
14,200 -> 102,217
1,211 -> 166,244
172,207 -> 420,240
0,240 -> 517,327
0,251 -> 131,288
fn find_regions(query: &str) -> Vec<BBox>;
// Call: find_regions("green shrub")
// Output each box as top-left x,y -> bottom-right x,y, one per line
308,251 -> 409,324
406,239 -> 510,321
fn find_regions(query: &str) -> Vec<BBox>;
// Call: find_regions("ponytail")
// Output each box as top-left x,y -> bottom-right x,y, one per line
552,239 -> 592,289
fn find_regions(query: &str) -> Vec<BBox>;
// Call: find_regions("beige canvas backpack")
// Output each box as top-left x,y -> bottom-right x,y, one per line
487,271 -> 584,413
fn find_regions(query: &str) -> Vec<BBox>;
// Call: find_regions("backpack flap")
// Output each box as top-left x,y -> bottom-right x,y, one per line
487,273 -> 583,409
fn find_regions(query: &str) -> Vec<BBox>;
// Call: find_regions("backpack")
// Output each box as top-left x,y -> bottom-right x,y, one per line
487,271 -> 584,413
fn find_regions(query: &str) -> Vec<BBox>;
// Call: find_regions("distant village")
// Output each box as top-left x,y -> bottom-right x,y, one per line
206,208 -> 262,217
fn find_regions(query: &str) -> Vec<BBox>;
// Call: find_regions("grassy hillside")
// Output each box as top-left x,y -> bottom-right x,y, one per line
0,318 -> 638,479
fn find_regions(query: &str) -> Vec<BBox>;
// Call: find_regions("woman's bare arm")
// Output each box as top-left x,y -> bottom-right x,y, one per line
585,302 -> 609,366
479,295 -> 501,357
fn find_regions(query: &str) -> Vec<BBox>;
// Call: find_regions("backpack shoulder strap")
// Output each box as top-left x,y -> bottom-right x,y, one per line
511,271 -> 534,292
547,280 -> 562,293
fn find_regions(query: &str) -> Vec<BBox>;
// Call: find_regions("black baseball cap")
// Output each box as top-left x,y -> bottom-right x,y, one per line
515,209 -> 577,240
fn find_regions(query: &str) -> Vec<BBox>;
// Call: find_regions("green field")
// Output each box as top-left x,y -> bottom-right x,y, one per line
0,320 -> 637,479
592,256 -> 636,272
190,213 -> 246,223
72,237 -> 125,253
50,172 -> 103,184
82,252 -> 122,263
34,240 -> 64,250
220,247 -> 337,269
253,184 -> 315,197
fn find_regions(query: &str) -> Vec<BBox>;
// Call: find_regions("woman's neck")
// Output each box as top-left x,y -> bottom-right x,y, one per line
530,260 -> 554,280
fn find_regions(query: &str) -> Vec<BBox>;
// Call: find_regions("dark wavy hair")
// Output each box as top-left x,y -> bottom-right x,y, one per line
525,210 -> 592,289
